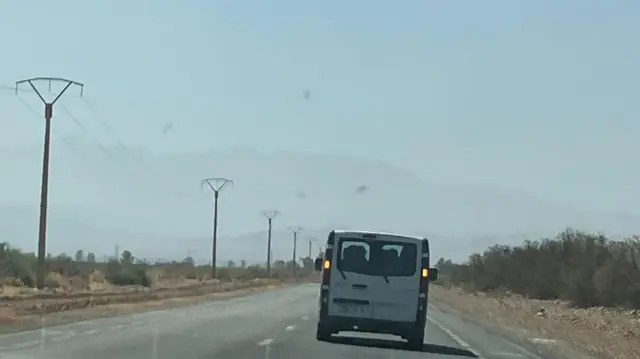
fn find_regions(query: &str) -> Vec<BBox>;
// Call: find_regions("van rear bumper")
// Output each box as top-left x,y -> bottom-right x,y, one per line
319,314 -> 423,336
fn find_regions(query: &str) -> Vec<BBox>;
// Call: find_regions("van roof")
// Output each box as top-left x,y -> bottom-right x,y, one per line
333,229 -> 426,242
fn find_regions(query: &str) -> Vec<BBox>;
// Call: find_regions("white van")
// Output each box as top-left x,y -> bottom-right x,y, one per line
313,230 -> 438,350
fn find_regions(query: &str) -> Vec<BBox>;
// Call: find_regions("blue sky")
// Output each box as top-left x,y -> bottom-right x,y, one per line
1,0 -> 639,214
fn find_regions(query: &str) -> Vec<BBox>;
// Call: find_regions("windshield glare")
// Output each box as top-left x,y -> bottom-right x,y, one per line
336,238 -> 417,277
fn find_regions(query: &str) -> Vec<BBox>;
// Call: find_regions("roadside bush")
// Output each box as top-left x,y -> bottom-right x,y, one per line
108,268 -> 152,287
105,260 -> 151,287
0,243 -> 36,287
435,228 -> 640,309
0,240 -> 317,290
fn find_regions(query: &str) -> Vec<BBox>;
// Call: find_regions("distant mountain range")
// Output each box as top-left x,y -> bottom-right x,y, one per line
2,143 -> 640,263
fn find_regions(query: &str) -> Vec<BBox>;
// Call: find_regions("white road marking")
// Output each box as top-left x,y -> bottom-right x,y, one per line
301,316 -> 310,320
257,338 -> 274,346
429,303 -> 546,359
152,328 -> 159,359
10,340 -> 41,349
81,329 -> 100,335
109,324 -> 125,331
427,315 -> 483,358
132,320 -> 144,326
262,338 -> 272,359
285,325 -> 296,331
530,338 -> 557,344
427,316 -> 471,347
40,318 -> 46,354
51,332 -> 76,342
489,352 -> 526,357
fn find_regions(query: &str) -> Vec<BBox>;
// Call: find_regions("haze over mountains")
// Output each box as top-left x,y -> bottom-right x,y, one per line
2,142 -> 640,263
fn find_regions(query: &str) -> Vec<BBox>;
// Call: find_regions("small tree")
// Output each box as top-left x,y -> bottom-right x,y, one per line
75,250 -> 84,262
121,250 -> 134,264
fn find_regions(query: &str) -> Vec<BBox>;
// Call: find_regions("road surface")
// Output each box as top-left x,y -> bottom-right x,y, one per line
0,284 -> 549,359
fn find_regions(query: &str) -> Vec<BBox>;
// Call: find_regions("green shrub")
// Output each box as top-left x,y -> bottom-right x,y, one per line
436,228 -> 640,309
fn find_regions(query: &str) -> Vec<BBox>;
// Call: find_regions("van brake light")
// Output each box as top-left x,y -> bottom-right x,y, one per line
419,267 -> 429,294
321,259 -> 332,285
421,268 -> 429,278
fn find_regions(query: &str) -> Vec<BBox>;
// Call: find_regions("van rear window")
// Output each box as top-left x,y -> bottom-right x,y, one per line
336,238 -> 417,277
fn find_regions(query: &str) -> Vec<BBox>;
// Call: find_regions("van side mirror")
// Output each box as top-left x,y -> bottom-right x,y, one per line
314,257 -> 323,272
429,268 -> 439,282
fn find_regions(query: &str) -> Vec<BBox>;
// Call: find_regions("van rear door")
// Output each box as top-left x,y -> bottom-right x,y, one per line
327,233 -> 420,323
327,233 -> 376,320
370,234 -> 420,322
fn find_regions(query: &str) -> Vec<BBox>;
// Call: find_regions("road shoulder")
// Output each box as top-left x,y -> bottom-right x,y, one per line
430,300 -> 596,359
0,282 -> 291,335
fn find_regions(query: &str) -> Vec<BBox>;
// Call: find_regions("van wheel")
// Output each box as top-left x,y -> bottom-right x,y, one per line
406,329 -> 424,351
316,323 -> 332,342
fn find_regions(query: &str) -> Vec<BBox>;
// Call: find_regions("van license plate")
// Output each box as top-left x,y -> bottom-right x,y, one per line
336,304 -> 370,315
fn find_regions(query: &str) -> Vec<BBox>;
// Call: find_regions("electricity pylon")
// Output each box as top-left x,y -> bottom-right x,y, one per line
202,178 -> 233,279
288,226 -> 303,278
307,237 -> 317,259
16,77 -> 84,290
262,210 -> 280,276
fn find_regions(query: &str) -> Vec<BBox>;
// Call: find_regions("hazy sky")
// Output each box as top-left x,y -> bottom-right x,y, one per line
1,0 -> 639,215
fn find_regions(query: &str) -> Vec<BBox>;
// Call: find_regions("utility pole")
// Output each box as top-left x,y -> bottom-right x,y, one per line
289,226 -> 303,278
202,178 -> 233,279
15,77 -> 84,290
262,210 -> 280,277
307,237 -> 316,259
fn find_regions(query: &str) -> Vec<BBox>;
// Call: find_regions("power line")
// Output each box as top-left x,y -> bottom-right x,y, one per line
80,97 -> 127,149
17,95 -> 127,181
18,91 -> 125,170
15,77 -> 84,290
288,226 -> 303,278
0,84 -> 33,94
58,102 -> 108,153
75,96 -> 180,192
40,98 -> 164,193
16,96 -> 85,157
262,210 -> 281,277
201,178 -> 233,279
55,96 -> 173,193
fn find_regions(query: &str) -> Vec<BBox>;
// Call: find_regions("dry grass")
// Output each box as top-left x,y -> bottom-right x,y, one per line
430,285 -> 640,359
0,277 -> 288,316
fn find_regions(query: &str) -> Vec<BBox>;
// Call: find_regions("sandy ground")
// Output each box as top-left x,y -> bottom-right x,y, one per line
430,285 -> 640,359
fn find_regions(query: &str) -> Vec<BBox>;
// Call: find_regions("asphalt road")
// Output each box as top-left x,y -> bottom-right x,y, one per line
0,284 -> 549,359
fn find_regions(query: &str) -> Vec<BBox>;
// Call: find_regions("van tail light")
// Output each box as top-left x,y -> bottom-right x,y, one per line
420,267 -> 429,294
319,232 -> 335,319
322,259 -> 331,285
416,238 -> 430,323
322,232 -> 335,286
419,239 -> 430,294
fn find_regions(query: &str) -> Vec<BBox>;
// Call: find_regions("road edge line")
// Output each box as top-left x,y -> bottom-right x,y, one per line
429,300 -> 596,359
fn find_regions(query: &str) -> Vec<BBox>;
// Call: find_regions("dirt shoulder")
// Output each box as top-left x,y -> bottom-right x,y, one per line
430,285 -> 640,359
0,278 -> 301,334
